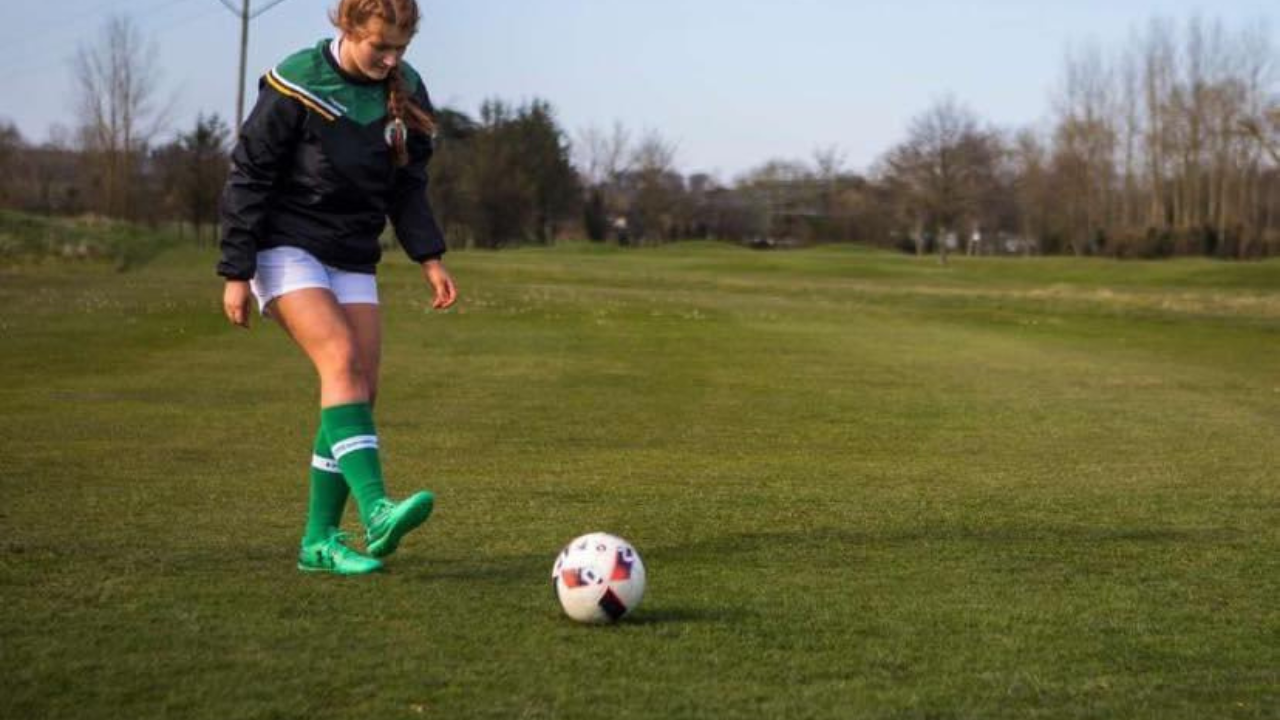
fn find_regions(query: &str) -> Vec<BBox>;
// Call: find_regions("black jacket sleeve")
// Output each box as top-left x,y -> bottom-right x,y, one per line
217,82 -> 304,280
389,84 -> 447,264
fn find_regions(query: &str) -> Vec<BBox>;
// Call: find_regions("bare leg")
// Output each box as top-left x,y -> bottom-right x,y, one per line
336,302 -> 433,557
269,289 -> 367,407
271,291 -> 429,556
341,303 -> 382,409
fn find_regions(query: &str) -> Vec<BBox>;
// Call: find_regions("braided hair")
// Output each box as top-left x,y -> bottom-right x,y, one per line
331,0 -> 436,166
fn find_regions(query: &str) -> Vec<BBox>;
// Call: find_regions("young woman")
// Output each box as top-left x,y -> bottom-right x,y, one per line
218,0 -> 456,575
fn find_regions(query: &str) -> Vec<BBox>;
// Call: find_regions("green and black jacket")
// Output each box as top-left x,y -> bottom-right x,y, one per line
218,39 -> 445,280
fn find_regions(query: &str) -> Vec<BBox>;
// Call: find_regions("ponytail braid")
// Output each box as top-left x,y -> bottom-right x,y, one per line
385,64 -> 436,167
332,0 -> 436,167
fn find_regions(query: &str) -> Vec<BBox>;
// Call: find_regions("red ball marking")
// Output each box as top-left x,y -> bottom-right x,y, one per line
610,550 -> 634,581
561,569 -> 587,588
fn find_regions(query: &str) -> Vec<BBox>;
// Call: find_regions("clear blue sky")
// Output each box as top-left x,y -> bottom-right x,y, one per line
1,0 -> 1275,179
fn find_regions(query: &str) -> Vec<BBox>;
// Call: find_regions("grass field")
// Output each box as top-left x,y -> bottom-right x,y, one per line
2,237 -> 1278,719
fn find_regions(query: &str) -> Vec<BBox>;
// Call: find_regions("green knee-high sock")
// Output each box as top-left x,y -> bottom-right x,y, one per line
303,424 -> 349,544
321,402 -> 387,527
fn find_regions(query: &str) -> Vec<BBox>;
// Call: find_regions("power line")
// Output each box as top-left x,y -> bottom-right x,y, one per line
0,0 -> 290,137
152,4 -> 226,38
0,0 -> 117,49
5,0 -> 198,53
248,0 -> 291,19
0,0 -> 202,79
212,0 -> 294,129
215,0 -> 288,19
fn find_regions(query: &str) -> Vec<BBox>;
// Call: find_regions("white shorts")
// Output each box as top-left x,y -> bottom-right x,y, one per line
250,246 -> 378,316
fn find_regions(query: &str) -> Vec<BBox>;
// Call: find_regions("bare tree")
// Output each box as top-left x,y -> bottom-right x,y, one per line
573,126 -> 607,188
737,159 -> 813,243
1053,41 -> 1118,254
631,130 -> 678,176
1118,41 -> 1143,232
812,145 -> 846,183
155,114 -> 231,243
883,97 -> 999,264
812,144 -> 846,223
574,121 -> 636,241
574,121 -> 633,187
1010,128 -> 1052,255
629,129 -> 682,243
1242,109 -> 1280,165
0,121 -> 21,207
1142,18 -> 1177,228
73,15 -> 169,220
1229,28 -> 1278,255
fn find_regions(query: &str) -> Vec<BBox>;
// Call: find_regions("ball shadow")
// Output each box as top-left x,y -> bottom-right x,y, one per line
623,605 -> 749,626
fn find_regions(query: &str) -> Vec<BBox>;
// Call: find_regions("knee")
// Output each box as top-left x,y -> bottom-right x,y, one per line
318,344 -> 367,389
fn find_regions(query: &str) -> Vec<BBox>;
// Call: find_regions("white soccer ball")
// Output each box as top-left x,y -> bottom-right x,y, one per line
552,532 -> 646,623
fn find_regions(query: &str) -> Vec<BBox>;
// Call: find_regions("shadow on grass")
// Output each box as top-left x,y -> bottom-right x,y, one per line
393,553 -> 548,585
383,554 -> 756,627
623,605 -> 750,626
3,524 -> 1235,576
644,523 -> 1240,562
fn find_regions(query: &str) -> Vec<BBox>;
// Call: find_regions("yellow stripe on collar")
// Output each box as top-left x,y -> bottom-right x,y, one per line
265,72 -> 338,122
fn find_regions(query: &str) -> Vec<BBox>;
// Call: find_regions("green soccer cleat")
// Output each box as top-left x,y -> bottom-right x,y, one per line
297,529 -> 384,576
365,492 -> 435,558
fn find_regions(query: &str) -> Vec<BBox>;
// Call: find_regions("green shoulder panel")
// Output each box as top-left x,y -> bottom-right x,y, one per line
273,42 -> 328,88
266,39 -> 395,127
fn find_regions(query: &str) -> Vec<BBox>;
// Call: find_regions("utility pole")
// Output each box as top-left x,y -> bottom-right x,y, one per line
217,0 -> 292,133
236,0 -> 250,131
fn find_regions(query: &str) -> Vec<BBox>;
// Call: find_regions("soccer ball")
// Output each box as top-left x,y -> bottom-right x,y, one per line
552,532 -> 646,623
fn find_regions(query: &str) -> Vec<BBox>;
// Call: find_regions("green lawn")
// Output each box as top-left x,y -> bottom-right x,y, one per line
2,239 -> 1278,719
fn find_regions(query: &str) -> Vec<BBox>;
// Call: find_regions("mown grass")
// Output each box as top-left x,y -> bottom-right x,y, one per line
1,237 -> 1278,719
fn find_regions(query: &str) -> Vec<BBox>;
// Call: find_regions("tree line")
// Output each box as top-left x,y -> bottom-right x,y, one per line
2,14 -> 1278,258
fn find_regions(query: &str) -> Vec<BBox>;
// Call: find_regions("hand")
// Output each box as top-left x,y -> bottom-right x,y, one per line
223,280 -> 252,328
422,259 -> 458,310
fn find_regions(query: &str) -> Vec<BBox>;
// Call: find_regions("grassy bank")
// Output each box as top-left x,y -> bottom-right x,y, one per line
0,210 -> 182,270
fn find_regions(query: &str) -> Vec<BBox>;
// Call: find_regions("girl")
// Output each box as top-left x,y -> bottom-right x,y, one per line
218,0 -> 456,575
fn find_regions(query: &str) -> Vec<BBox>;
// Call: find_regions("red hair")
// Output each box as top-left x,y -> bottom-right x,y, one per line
331,0 -> 436,166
